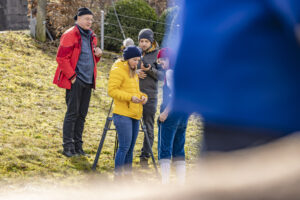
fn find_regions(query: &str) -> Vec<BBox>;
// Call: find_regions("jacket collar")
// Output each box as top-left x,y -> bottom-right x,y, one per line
75,24 -> 92,37
143,40 -> 159,55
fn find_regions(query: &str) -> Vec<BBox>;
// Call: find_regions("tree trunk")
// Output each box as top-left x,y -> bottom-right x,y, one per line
36,0 -> 47,42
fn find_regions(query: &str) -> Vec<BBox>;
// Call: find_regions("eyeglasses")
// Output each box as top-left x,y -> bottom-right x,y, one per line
82,18 -> 94,23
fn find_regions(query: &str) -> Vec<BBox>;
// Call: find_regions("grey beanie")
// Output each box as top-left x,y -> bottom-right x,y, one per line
138,28 -> 154,43
123,38 -> 135,47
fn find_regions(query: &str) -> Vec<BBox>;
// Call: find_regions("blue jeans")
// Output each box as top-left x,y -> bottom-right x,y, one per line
158,112 -> 189,161
113,114 -> 140,173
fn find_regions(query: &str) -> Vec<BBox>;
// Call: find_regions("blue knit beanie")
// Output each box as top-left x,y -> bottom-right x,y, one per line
123,45 -> 141,60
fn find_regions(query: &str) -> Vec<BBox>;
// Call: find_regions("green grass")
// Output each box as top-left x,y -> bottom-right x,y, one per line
0,31 -> 202,187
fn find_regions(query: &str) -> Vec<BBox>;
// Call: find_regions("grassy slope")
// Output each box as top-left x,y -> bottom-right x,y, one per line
0,31 -> 202,186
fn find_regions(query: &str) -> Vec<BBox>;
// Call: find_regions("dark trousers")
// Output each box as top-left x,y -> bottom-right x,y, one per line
63,78 -> 92,149
140,98 -> 157,158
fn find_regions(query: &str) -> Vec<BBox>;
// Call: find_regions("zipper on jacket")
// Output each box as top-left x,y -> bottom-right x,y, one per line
58,70 -> 62,81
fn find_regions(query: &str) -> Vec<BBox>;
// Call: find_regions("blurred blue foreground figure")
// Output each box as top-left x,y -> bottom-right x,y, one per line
167,0 -> 300,152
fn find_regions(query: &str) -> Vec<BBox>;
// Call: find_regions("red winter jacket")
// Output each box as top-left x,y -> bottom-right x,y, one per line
53,25 -> 101,89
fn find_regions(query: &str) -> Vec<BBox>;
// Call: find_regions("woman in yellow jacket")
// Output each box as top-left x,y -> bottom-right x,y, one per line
108,46 -> 148,176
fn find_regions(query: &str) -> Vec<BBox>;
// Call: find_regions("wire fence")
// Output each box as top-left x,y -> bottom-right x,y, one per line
106,12 -> 173,26
98,8 -> 177,45
104,22 -> 167,36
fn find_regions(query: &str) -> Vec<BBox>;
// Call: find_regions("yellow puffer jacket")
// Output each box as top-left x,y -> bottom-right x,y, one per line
108,59 -> 147,120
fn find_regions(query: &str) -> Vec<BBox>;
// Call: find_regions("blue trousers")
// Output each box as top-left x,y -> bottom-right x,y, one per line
113,114 -> 140,172
158,112 -> 189,161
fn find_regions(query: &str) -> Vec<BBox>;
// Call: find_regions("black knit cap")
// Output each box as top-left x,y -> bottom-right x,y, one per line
138,28 -> 154,43
74,7 -> 94,20
123,45 -> 142,60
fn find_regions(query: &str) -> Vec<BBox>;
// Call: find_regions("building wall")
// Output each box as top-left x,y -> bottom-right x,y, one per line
0,1 -> 7,30
0,0 -> 28,31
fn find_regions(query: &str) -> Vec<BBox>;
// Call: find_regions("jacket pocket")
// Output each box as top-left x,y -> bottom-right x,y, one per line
128,102 -> 140,116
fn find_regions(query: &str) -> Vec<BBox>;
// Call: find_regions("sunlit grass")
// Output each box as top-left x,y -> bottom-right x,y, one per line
0,31 -> 202,187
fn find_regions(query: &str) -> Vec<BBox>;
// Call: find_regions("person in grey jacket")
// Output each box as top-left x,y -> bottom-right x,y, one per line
137,28 -> 164,166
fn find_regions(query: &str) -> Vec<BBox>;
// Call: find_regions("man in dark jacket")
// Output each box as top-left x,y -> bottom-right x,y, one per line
137,28 -> 164,166
53,7 -> 102,157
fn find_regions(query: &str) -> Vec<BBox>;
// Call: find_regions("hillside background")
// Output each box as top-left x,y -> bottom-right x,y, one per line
0,31 -> 202,189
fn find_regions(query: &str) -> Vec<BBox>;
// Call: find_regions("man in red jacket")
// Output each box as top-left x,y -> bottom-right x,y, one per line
53,7 -> 102,157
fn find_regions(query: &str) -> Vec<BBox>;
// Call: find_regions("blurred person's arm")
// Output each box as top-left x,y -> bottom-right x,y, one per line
159,106 -> 170,122
166,69 -> 173,90
159,70 -> 174,122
